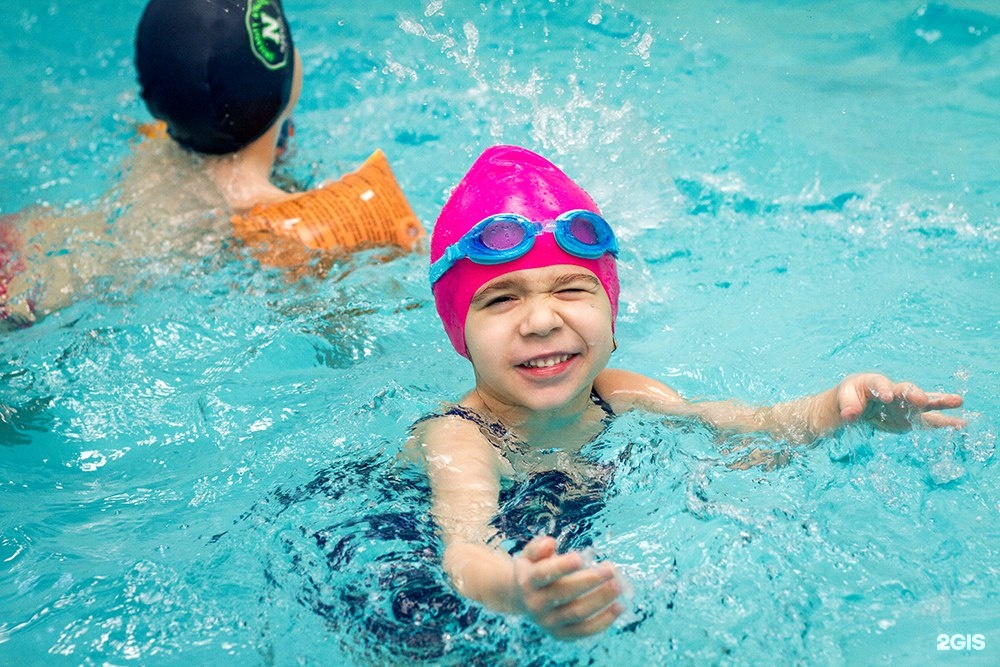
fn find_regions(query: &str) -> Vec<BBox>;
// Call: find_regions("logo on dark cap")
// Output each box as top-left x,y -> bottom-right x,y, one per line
246,0 -> 289,70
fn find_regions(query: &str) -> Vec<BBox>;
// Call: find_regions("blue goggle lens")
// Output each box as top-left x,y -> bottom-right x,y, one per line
479,218 -> 528,251
554,211 -> 616,259
568,215 -> 598,244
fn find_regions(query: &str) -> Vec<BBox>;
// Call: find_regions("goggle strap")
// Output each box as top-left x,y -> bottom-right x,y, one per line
430,210 -> 618,285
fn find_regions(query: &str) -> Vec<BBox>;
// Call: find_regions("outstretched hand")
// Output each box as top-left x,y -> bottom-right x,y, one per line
512,535 -> 624,640
835,373 -> 965,432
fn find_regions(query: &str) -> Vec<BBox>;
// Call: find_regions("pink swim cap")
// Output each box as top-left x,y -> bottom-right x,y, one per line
430,145 -> 620,358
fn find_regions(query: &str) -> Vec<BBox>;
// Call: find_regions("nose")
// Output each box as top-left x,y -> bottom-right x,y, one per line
518,296 -> 563,338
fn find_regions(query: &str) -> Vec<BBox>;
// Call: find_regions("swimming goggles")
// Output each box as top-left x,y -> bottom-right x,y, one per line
429,209 -> 618,285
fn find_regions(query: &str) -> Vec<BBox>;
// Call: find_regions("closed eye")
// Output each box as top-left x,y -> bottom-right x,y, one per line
553,273 -> 601,294
555,280 -> 599,297
484,294 -> 516,307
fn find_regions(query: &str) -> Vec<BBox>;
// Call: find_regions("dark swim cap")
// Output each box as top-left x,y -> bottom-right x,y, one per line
135,0 -> 295,154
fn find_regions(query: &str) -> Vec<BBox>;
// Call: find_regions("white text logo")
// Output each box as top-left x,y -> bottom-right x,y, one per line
937,634 -> 986,651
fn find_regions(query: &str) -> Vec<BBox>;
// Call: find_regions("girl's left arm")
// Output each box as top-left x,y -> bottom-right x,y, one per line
596,369 -> 965,442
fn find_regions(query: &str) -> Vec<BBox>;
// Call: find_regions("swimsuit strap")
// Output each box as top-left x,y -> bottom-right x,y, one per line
434,389 -> 612,430
410,405 -> 521,454
590,388 -> 615,418
440,405 -> 514,445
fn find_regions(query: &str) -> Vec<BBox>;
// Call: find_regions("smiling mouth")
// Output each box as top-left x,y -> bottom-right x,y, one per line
520,353 -> 573,369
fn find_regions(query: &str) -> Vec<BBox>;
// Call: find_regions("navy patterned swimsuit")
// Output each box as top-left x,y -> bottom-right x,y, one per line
417,389 -> 617,552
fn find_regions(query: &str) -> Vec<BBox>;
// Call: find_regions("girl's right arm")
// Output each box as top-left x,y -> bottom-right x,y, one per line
408,415 -> 624,638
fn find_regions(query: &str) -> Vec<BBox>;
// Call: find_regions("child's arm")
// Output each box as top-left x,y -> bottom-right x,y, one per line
408,415 -> 624,638
597,369 -> 965,442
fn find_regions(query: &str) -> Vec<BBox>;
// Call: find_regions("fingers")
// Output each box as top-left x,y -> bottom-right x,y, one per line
547,587 -> 625,640
838,374 -> 965,432
529,560 -> 617,605
533,564 -> 625,639
525,550 -> 588,591
925,392 -> 964,411
520,534 -> 558,564
893,381 -> 928,408
921,411 -> 968,429
514,539 -> 626,639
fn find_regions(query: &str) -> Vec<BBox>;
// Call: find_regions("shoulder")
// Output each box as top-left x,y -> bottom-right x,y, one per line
594,368 -> 686,414
418,409 -> 491,444
404,407 -> 511,475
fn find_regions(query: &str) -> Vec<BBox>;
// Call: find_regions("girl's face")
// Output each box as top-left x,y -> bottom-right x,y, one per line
463,264 -> 615,416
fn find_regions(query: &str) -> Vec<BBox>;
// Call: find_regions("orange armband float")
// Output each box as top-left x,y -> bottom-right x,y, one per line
231,149 -> 425,257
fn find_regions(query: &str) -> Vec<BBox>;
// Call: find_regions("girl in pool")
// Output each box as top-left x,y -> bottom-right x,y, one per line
408,145 -> 966,639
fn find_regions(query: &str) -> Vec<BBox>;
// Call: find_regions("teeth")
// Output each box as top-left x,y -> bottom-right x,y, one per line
522,354 -> 571,368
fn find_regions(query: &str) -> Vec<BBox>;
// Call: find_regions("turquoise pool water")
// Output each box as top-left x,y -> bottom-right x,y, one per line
2,1 -> 998,664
